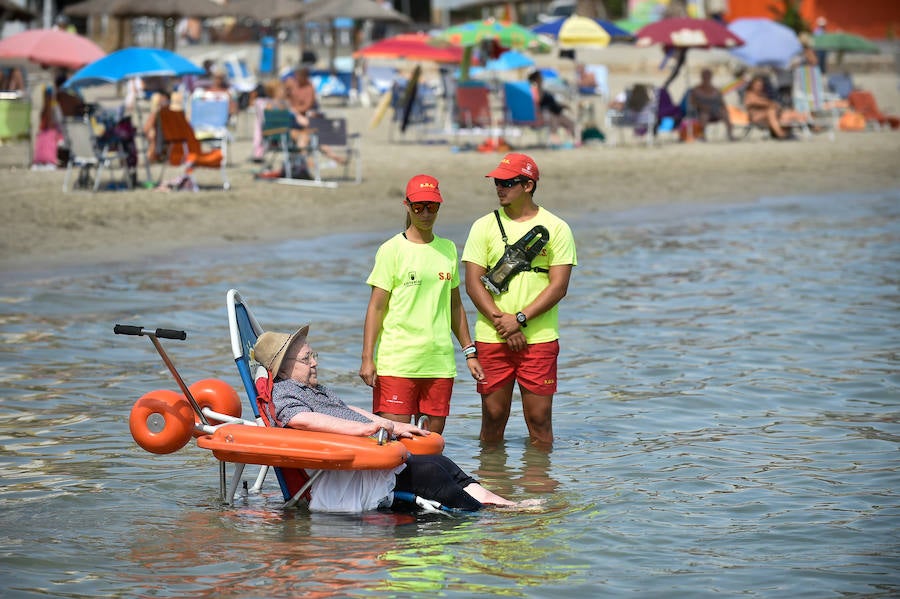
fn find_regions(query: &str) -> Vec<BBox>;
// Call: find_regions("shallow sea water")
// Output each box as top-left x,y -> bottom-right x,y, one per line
0,190 -> 898,598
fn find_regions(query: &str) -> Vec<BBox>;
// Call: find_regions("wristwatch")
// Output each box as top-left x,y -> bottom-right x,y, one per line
516,311 -> 528,328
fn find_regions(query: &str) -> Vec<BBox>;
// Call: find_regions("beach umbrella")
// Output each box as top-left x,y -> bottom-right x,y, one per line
635,17 -> 744,49
65,0 -> 225,19
64,47 -> 205,182
485,49 -> 535,71
0,0 -> 37,23
532,15 -> 634,47
437,18 -> 549,81
65,0 -> 226,49
438,18 -> 548,50
0,28 -> 106,70
64,47 -> 204,88
727,18 -> 801,69
813,32 -> 879,54
354,33 -> 466,64
301,0 -> 411,23
635,18 -> 743,89
297,0 -> 412,71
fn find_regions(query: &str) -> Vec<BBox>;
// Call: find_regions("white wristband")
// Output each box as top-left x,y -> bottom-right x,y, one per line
462,345 -> 477,356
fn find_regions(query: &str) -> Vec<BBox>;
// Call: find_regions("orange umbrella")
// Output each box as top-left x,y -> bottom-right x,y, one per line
354,33 -> 468,64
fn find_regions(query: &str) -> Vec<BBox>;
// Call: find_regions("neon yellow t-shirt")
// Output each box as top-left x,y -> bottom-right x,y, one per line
366,233 -> 459,377
462,207 -> 577,344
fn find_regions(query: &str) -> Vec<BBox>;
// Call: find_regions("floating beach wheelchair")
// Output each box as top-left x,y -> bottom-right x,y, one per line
117,289 -> 446,511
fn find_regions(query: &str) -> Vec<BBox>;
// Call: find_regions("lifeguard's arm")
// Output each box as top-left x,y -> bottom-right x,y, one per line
451,286 -> 484,380
491,264 -> 574,351
463,261 -> 501,322
359,286 -> 389,387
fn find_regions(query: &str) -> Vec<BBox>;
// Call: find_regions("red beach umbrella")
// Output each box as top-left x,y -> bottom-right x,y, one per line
635,17 -> 744,49
0,28 -> 106,69
354,33 -> 468,64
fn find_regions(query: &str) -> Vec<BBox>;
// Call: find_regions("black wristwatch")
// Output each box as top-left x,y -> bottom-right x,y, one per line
516,311 -> 528,328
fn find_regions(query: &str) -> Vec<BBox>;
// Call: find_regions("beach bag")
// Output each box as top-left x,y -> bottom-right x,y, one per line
839,110 -> 866,132
34,128 -> 62,165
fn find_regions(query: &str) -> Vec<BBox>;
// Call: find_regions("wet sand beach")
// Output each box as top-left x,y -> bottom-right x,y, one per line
1,45 -> 898,275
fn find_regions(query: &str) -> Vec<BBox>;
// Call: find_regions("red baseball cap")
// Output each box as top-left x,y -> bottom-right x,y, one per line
405,174 -> 443,203
485,153 -> 540,181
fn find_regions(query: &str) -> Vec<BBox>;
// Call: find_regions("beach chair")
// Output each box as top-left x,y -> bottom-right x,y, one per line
227,289 -> 315,507
157,107 -> 229,191
61,117 -> 132,192
792,65 -> 839,140
453,83 -> 495,143
0,92 -> 32,167
577,64 -> 609,99
502,80 -> 550,147
260,108 -> 305,179
307,115 -> 362,185
605,84 -> 657,146
188,91 -> 232,157
847,90 -> 900,130
225,289 -> 447,512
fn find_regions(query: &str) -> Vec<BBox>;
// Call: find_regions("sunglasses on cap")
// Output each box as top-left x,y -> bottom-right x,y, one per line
494,177 -> 526,188
406,201 -> 440,214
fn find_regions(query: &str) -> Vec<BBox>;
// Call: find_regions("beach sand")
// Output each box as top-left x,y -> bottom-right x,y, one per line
2,46 -> 898,275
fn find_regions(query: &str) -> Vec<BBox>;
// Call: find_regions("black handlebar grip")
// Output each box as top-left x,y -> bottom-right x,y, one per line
155,328 -> 187,340
113,324 -> 143,336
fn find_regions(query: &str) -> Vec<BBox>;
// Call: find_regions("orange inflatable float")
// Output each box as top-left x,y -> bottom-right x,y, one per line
129,377 -> 445,470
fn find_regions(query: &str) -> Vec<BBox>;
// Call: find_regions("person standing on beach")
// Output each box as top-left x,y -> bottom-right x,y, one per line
360,174 -> 483,435
461,154 -> 576,447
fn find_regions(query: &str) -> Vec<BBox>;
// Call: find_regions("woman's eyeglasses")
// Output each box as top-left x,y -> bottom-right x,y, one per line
494,178 -> 525,188
294,352 -> 318,365
406,201 -> 440,214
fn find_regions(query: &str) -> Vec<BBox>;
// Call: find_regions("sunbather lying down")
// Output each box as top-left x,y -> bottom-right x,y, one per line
253,325 -> 543,513
744,75 -> 807,139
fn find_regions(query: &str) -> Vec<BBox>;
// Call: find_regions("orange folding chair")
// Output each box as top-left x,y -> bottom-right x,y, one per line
847,90 -> 900,130
158,107 -> 229,191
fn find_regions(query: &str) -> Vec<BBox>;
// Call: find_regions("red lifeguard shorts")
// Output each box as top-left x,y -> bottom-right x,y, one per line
373,376 -> 454,417
475,340 -> 559,396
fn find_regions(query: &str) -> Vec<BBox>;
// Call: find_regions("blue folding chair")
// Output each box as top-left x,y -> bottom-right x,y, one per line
503,81 -> 549,146
227,289 -> 316,507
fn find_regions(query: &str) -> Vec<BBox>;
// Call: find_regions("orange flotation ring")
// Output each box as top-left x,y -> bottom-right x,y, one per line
196,424 -> 411,470
129,389 -> 195,454
188,378 -> 242,435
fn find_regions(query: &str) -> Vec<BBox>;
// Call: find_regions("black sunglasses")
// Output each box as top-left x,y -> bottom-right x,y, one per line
494,178 -> 525,188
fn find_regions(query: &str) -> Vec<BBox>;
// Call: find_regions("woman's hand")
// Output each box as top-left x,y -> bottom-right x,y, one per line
391,421 -> 428,438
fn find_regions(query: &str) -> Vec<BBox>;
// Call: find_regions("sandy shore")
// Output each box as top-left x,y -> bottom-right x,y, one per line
1,47 -> 898,276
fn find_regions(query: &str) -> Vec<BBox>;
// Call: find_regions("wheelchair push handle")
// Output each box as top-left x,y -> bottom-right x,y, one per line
114,324 -> 187,340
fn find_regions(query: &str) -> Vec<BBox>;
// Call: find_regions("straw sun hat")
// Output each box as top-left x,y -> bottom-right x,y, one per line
252,325 -> 310,377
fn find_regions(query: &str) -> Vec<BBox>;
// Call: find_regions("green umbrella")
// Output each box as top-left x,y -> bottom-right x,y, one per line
813,32 -> 879,54
436,18 -> 549,82
438,18 -> 549,50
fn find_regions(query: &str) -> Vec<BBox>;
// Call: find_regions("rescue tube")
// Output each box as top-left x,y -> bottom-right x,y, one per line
188,378 -> 242,435
196,424 -> 409,470
129,389 -> 195,454
400,432 -> 444,455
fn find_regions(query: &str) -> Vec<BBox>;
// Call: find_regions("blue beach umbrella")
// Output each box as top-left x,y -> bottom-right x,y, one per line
727,18 -> 801,69
64,47 -> 204,88
485,49 -> 535,71
532,16 -> 633,42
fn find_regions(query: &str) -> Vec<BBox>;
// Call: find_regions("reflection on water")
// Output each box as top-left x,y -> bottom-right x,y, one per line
0,190 -> 898,597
